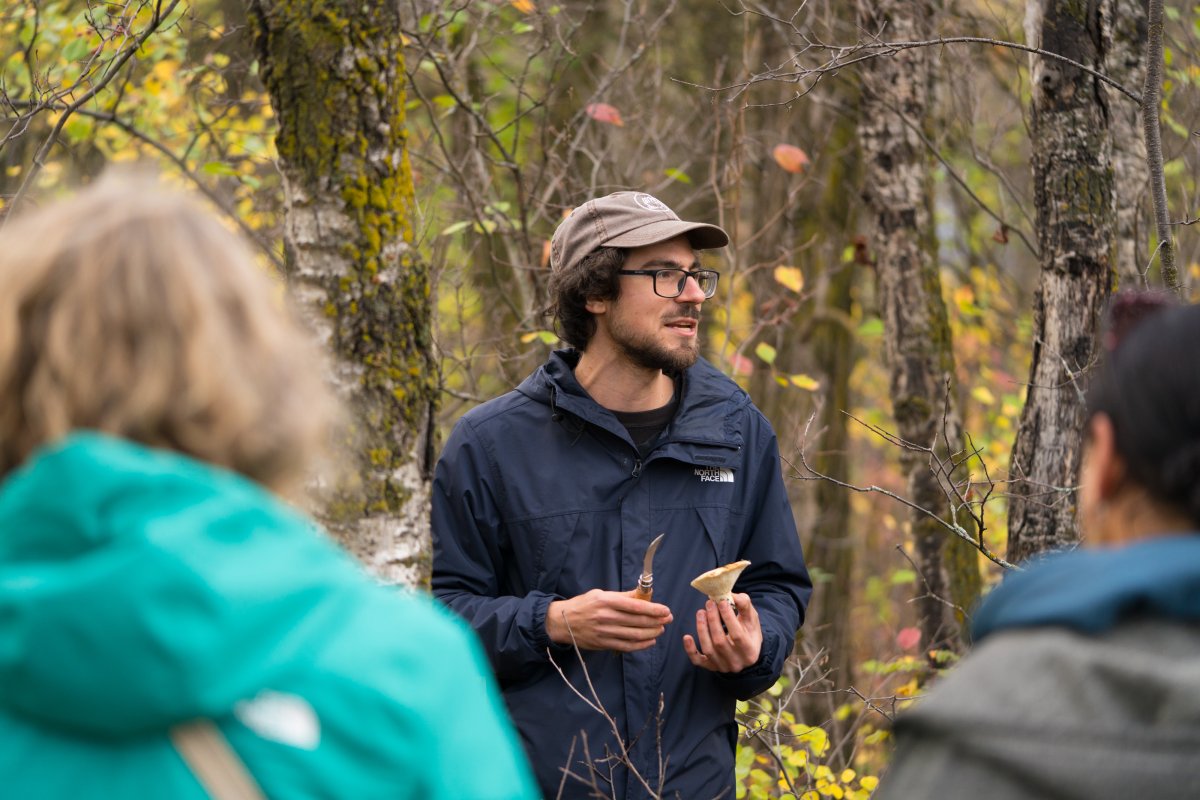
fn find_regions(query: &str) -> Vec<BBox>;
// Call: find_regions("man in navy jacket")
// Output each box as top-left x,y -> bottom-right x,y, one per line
432,192 -> 811,799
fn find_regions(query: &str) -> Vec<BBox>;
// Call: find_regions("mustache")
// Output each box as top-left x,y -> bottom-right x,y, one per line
664,308 -> 701,324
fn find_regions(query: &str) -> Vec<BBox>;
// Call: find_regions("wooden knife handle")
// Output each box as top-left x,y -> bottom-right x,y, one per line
632,584 -> 653,602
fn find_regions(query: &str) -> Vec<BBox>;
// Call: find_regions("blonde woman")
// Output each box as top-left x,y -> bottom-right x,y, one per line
0,174 -> 538,799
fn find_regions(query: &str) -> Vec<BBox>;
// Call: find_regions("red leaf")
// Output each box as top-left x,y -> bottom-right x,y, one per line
896,627 -> 921,651
992,224 -> 1009,244
772,143 -> 810,173
729,352 -> 755,376
586,103 -> 624,127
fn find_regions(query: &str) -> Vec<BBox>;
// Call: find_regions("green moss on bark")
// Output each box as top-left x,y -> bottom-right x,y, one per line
253,0 -> 438,521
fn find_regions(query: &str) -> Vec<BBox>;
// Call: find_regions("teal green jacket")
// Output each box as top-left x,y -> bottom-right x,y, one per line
0,433 -> 539,799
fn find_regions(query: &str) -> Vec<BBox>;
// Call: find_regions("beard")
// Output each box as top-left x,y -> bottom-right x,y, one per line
608,308 -> 701,373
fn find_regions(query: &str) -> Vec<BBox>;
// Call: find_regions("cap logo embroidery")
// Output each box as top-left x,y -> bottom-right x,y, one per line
634,193 -> 670,213
695,467 -> 734,483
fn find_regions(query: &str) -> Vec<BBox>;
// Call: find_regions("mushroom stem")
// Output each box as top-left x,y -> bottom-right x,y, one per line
690,560 -> 751,605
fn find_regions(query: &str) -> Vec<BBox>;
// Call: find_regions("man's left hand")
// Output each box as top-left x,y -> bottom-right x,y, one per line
682,592 -> 762,673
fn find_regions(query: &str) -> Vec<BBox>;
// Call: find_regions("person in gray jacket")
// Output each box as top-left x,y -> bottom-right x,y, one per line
875,294 -> 1200,800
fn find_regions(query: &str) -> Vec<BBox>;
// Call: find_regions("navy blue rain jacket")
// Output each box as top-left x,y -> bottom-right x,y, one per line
432,350 -> 811,800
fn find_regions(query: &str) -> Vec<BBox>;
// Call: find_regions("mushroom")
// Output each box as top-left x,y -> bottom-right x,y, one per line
690,560 -> 751,605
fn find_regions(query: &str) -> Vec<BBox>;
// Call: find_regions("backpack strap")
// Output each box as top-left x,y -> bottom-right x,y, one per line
170,720 -> 266,800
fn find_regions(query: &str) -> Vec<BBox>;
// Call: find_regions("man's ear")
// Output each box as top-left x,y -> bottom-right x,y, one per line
585,296 -> 608,315
1087,413 -> 1127,500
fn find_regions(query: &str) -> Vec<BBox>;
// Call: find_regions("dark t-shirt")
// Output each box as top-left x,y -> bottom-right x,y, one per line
612,378 -> 679,457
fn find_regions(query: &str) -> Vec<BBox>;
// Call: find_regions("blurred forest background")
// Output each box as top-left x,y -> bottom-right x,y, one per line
4,0 -> 1199,797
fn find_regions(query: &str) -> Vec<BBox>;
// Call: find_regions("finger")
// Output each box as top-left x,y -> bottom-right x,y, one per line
704,600 -> 732,645
616,593 -> 674,620
682,634 -> 706,666
732,593 -> 757,621
601,621 -> 666,641
715,598 -> 744,645
683,634 -> 719,671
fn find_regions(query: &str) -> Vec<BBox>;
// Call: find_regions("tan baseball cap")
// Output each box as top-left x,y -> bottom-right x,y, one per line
550,192 -> 729,274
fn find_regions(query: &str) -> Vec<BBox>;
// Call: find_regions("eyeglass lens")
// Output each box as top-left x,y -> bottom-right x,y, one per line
656,269 -> 717,298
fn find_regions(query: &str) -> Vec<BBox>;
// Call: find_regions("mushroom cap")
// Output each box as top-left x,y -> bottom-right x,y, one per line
690,560 -> 751,604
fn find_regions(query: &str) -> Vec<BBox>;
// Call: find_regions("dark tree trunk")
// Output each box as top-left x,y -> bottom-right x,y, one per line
857,0 -> 981,649
1007,0 -> 1114,563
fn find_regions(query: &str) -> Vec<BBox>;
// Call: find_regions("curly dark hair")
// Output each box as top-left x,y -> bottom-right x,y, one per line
544,246 -> 627,350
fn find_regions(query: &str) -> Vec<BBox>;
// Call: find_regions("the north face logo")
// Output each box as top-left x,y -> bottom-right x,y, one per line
695,467 -> 734,483
635,193 -> 671,213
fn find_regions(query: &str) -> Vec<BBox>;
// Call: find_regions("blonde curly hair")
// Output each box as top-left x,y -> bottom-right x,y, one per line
0,172 -> 340,493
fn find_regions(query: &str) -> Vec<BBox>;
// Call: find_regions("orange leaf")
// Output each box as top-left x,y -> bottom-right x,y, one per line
772,143 -> 810,173
511,0 -> 535,12
586,103 -> 624,127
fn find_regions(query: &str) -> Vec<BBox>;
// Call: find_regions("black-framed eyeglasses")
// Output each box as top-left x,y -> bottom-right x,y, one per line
616,268 -> 720,299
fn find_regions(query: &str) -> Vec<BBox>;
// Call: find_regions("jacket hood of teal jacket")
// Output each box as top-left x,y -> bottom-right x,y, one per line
0,433 -> 364,738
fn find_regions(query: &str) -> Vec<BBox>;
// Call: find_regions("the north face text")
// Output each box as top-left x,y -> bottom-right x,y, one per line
694,467 -> 734,483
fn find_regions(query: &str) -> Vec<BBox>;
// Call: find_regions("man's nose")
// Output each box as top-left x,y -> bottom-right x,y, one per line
676,273 -> 707,303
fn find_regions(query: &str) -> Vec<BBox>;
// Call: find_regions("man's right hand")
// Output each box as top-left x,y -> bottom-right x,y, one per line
545,590 -> 673,652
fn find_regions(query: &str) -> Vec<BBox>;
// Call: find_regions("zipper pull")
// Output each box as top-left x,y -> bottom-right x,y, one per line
631,458 -> 643,478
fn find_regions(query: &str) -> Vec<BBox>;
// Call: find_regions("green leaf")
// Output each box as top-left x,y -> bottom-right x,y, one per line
755,342 -> 777,365
439,220 -> 471,236
62,37 -> 90,62
201,161 -> 239,176
856,318 -> 884,337
807,565 -> 833,584
664,168 -> 692,184
512,21 -> 534,34
889,569 -> 917,585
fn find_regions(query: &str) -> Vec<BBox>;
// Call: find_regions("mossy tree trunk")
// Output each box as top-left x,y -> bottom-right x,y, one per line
250,0 -> 438,587
1104,0 -> 1148,288
1008,0 -> 1114,563
857,0 -> 981,650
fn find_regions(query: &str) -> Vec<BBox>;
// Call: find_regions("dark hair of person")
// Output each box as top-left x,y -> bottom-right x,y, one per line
545,246 -> 627,350
1086,294 -> 1200,527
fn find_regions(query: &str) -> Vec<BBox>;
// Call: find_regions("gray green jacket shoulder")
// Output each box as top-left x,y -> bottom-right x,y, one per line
876,536 -> 1200,800
0,433 -> 539,799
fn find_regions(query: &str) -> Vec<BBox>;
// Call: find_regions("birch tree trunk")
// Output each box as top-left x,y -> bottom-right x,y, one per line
1007,0 -> 1114,563
1104,0 -> 1148,288
250,0 -> 438,587
857,0 -> 981,649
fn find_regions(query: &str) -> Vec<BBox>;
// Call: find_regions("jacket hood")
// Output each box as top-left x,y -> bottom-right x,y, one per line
0,433 -> 361,739
515,349 -> 749,449
972,534 -> 1200,641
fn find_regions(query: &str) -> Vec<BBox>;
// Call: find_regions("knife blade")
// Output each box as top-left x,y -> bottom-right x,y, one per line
632,533 -> 665,601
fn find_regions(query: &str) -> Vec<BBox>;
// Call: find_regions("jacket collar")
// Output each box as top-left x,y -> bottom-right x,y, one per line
972,534 -> 1200,641
516,349 -> 745,452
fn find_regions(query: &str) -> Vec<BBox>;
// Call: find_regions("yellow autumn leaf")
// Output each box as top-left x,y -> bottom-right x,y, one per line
789,373 -> 820,391
859,776 -> 879,791
840,769 -> 856,784
774,265 -> 804,293
511,0 -> 536,13
971,386 -> 996,405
